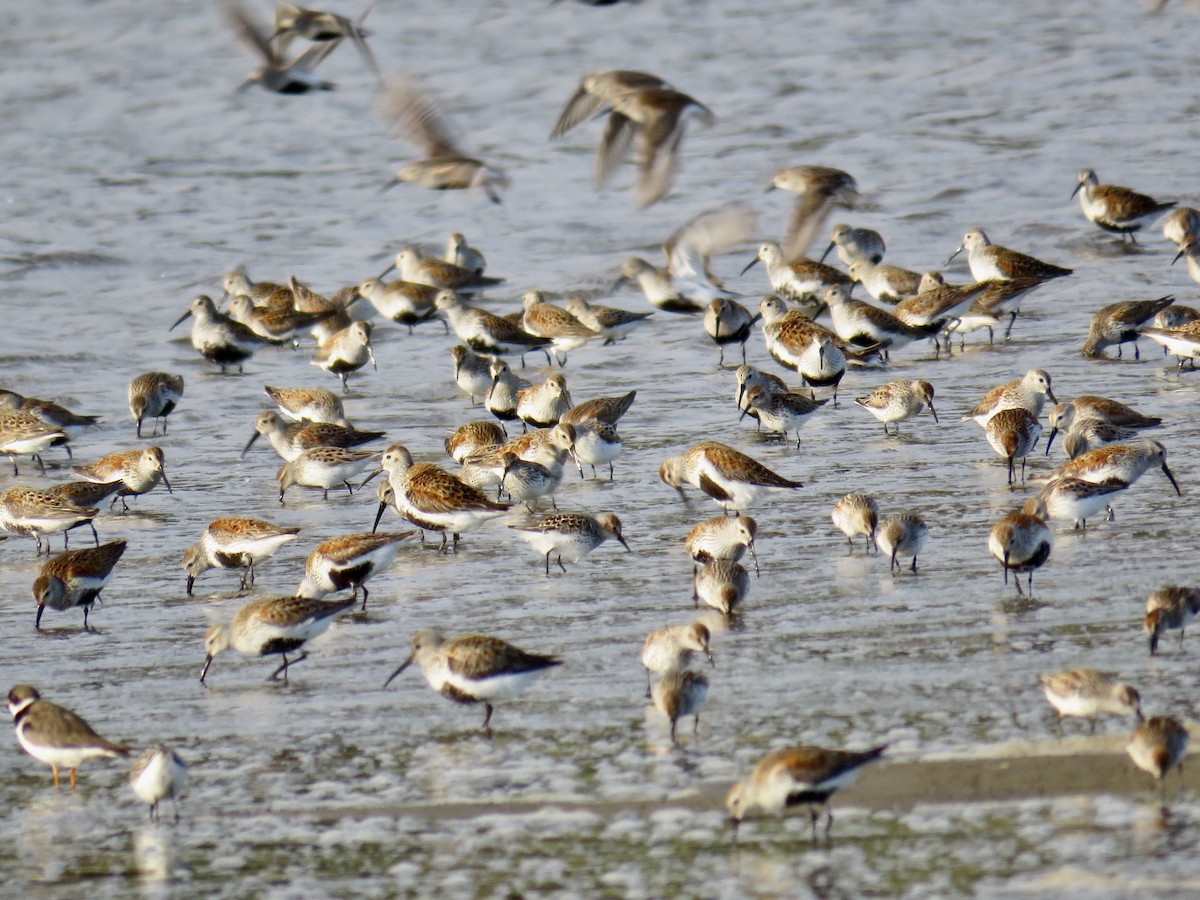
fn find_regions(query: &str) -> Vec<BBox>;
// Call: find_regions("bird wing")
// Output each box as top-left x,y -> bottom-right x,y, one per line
377,76 -> 464,160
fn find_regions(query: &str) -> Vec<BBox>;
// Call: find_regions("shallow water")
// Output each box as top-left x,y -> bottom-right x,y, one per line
2,0 -> 1200,894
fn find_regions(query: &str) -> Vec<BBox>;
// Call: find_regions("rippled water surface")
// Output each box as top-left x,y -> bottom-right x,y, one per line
3,0 -> 1200,895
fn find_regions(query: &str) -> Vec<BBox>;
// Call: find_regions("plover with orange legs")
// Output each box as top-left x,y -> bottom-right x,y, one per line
184,517 -> 301,595
295,531 -> 413,610
365,444 -> 510,549
384,630 -> 562,732
509,511 -> 628,575
1044,397 -> 1162,455
221,0 -> 340,94
520,292 -> 599,366
0,412 -> 66,475
878,514 -> 927,574
1144,586 -> 1200,655
985,408 -> 1042,485
619,257 -> 706,313
946,229 -> 1073,283
276,446 -> 378,501
1029,478 -> 1125,530
312,320 -> 375,392
741,241 -> 852,303
445,421 -> 505,464
855,380 -> 937,436
704,298 -> 759,367
128,372 -> 184,438
200,595 -> 356,685
641,622 -> 713,698
766,166 -> 858,261
242,410 -> 383,462
1051,440 -> 1180,495
376,77 -> 509,203
33,540 -> 127,631
694,559 -> 749,615
846,259 -> 923,306
831,494 -> 878,553
1039,669 -> 1142,736
436,292 -> 551,363
653,670 -> 709,744
821,223 -> 885,267
660,441 -> 803,514
962,369 -> 1057,427
1072,169 -> 1176,242
726,744 -> 886,842
1140,319 -> 1200,371
1082,295 -> 1175,359
988,501 -> 1051,596
7,686 -> 128,789
516,374 -> 572,429
1163,207 -> 1200,246
740,385 -> 826,449
170,295 -> 267,374
0,487 -> 98,555
686,515 -> 758,574
564,297 -> 653,345
451,346 -> 497,405
264,384 -> 348,426
130,747 -> 187,821
74,447 -> 171,508
356,278 -> 441,334
271,1 -> 379,80
1127,717 -> 1189,803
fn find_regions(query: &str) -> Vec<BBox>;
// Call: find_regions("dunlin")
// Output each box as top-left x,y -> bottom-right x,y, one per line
765,166 -> 858,262
641,622 -> 713,697
271,1 -> 379,79
222,271 -> 291,308
1144,585 -> 1200,655
1029,478 -> 1125,530
0,411 -> 66,475
1072,169 -> 1176,242
222,0 -> 340,94
1044,397 -> 1161,456
694,559 -> 749,615
740,384 -> 827,448
564,297 -> 653,345
3,395 -> 96,443
520,292 -> 599,365
704,298 -> 759,367
500,450 -> 564,512
824,283 -> 933,354
660,441 -> 803,514
201,595 -> 356,684
47,480 -> 120,509
985,408 -> 1043,484
758,297 -> 880,399
821,223 -> 886,266
276,446 -> 378,501
445,421 -> 505,464
184,517 -> 301,595
509,511 -> 628,574
357,278 -> 441,333
661,204 -> 758,305
1127,716 -> 1189,803
972,275 -> 1051,341
170,295 -> 267,374
451,345 -> 497,405
377,77 -> 508,203
264,384 -> 348,425
1082,295 -> 1175,359
7,685 -> 128,789
295,531 -> 412,610
558,420 -> 622,480
946,229 -> 1073,283
1060,422 -> 1139,460
0,487 -> 98,555
726,744 -> 886,841
444,232 -> 487,275
855,380 -> 937,435
734,365 -> 788,424
366,443 -> 510,549
988,502 -> 1052,595
436,292 -> 552,363
878,514 -> 927,574
686,514 -> 758,574
962,369 -> 1057,427
384,630 -> 562,731
1162,207 -> 1200,246
1153,303 -> 1200,331
1051,440 -> 1180,495
831,493 -> 878,552
383,247 -> 503,291
312,320 -> 375,392
1039,669 -> 1142,736
619,257 -> 706,313
242,410 -> 383,462
485,360 -> 530,423
130,747 -> 188,821
653,670 -> 709,743
1139,319 -> 1200,371
559,390 -> 637,427
549,69 -> 670,140
227,294 -> 331,346
74,447 -> 171,507
846,260 -> 923,306
33,540 -> 127,631
516,374 -> 572,429
741,242 -> 852,302
894,274 -> 988,337
128,372 -> 184,438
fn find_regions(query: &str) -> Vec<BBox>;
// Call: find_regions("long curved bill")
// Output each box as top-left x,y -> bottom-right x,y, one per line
200,654 -> 215,684
383,654 -> 414,688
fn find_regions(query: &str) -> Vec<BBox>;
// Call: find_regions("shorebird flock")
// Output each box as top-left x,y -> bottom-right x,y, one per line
3,0 -> 1198,841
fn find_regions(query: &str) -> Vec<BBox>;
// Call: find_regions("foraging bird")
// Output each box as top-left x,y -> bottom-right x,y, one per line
7,685 -> 128,789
